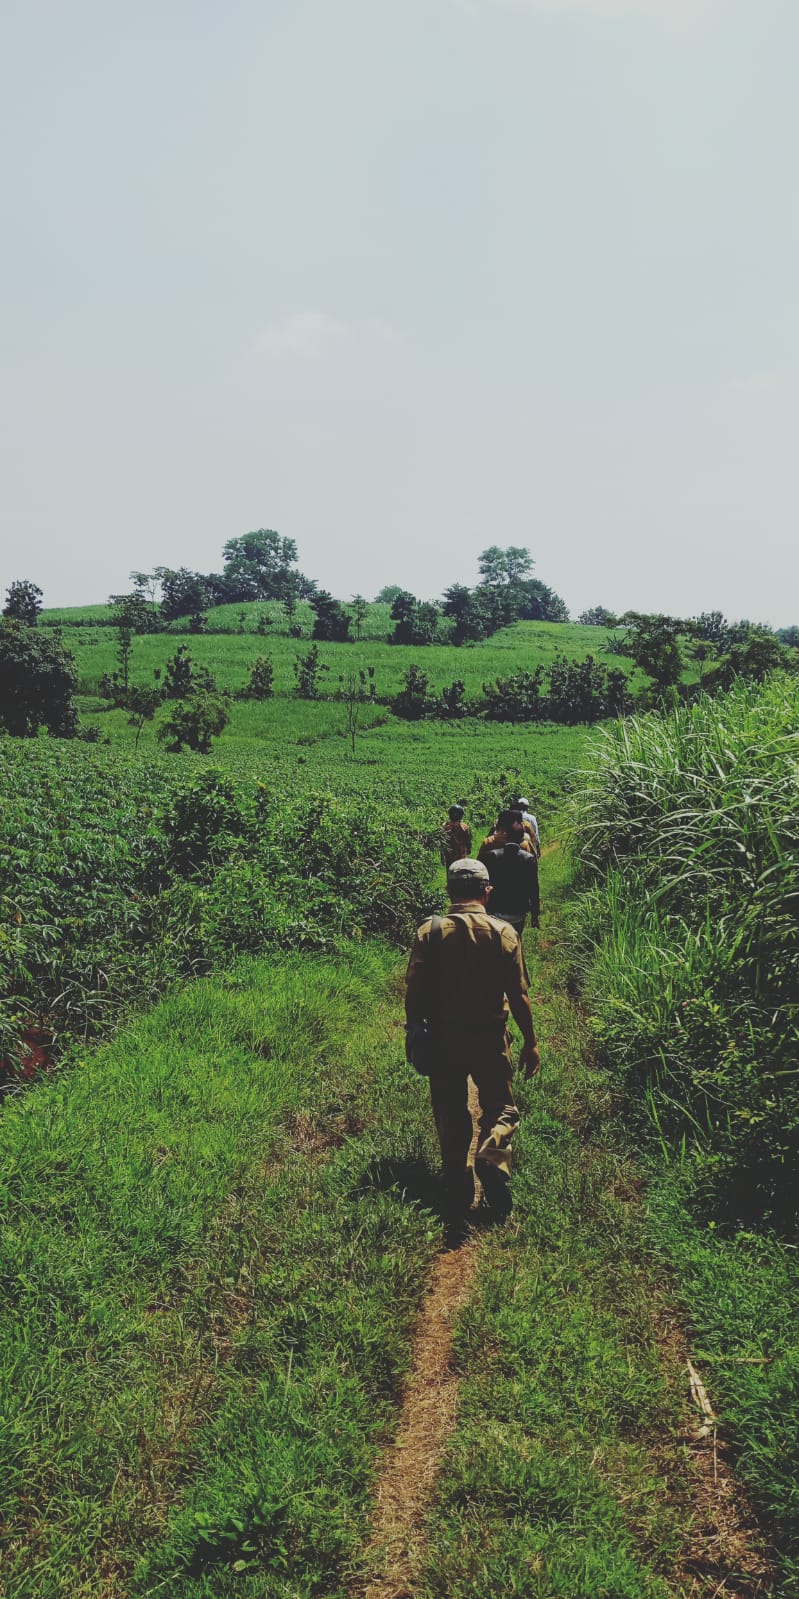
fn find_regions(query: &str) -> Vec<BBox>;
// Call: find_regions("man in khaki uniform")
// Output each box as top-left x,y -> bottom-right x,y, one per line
405,857 -> 540,1218
440,803 -> 472,868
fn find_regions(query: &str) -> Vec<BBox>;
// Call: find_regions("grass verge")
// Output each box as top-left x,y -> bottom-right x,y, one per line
0,945 -> 443,1598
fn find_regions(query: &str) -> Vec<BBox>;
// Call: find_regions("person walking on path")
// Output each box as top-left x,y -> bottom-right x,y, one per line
405,857 -> 540,1220
477,808 -> 535,865
440,803 -> 472,868
484,838 -> 540,934
514,796 -> 541,856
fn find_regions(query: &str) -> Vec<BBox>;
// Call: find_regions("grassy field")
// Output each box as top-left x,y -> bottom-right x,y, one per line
3,615 -> 797,1593
5,850 -> 775,1598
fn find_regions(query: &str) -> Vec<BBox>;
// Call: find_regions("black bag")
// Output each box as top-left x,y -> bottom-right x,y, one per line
405,915 -> 443,1076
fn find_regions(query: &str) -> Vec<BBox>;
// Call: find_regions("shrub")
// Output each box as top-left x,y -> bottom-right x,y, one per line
0,619 -> 78,736
157,693 -> 230,754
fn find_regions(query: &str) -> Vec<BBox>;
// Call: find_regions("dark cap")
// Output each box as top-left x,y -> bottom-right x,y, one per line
447,857 -> 490,888
448,803 -> 464,818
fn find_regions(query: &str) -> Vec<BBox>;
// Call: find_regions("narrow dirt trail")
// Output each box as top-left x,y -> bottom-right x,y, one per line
354,1083 -> 485,1599
357,1238 -> 480,1599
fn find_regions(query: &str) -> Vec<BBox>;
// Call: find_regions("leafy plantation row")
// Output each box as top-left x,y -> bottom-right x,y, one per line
0,741 -> 437,1068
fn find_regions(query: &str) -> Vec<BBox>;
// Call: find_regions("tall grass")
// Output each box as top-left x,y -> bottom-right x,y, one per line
570,673 -> 799,1224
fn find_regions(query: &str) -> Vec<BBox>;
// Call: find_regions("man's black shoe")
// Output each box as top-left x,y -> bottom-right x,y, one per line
476,1160 -> 512,1221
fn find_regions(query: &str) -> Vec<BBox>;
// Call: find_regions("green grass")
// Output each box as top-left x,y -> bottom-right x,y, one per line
47,606 -> 615,701
0,945 -> 441,1598
411,848 -> 703,1598
646,1176 -> 799,1595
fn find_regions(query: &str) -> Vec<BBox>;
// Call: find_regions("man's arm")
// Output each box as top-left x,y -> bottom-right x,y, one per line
503,935 -> 541,1079
405,928 -> 429,1025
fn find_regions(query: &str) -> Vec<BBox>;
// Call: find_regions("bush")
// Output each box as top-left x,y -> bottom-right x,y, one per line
157,693 -> 230,754
0,619 -> 78,736
239,654 -> 275,700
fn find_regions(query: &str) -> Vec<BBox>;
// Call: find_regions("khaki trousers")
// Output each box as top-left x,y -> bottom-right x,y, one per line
429,1028 -> 520,1206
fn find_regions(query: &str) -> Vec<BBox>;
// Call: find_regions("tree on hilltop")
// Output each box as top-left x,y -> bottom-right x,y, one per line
3,580 -> 43,626
222,530 -> 299,601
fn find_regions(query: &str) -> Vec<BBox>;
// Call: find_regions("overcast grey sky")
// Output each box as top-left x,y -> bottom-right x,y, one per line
1,0 -> 797,622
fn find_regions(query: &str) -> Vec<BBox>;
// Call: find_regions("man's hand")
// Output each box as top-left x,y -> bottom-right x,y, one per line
520,1041 -> 540,1080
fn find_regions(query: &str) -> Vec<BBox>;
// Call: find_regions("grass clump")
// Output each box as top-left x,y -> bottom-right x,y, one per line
569,673 -> 799,1225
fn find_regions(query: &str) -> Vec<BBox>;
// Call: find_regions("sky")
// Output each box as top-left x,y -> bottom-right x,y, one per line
1,0 -> 797,624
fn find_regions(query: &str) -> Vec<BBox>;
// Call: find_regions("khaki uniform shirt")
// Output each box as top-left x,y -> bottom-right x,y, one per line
440,818 -> 472,866
405,901 -> 529,1033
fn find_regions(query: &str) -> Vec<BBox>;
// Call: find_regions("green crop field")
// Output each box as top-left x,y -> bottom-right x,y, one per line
1,611 -> 798,1596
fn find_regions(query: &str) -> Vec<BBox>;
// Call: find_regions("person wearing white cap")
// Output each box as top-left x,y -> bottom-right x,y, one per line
405,857 -> 540,1221
514,797 -> 540,854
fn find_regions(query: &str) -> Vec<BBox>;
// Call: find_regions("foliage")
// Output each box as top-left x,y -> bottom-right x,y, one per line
776,624 -> 799,648
239,654 -> 275,700
109,590 -> 157,634
0,619 -> 78,736
0,737 -> 452,1060
389,591 -> 441,646
615,612 -> 685,692
294,642 -> 328,699
311,589 -> 352,642
222,529 -> 300,602
143,566 -> 210,626
162,643 -> 217,698
391,664 -> 431,719
337,668 -> 376,754
578,606 -> 618,627
483,656 -> 630,724
157,693 -> 230,753
477,544 -> 534,587
569,674 -> 799,1223
350,593 -> 368,639
3,579 -> 43,625
126,681 -> 165,748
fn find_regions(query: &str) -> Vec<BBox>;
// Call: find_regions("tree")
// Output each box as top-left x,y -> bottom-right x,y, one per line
130,570 -> 164,627
109,591 -> 154,635
0,619 -> 78,736
776,625 -> 799,648
350,594 -> 368,640
619,613 -> 685,692
3,580 -> 43,626
294,643 -> 327,699
239,655 -> 275,700
222,530 -> 299,601
126,681 -> 165,749
477,546 -> 534,588
375,584 -> 404,604
578,606 -> 618,627
164,644 -> 194,698
389,592 -> 441,645
157,693 -> 230,754
157,568 -> 210,624
310,589 -> 352,642
338,668 -> 374,755
515,579 -> 569,623
391,664 -> 430,719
